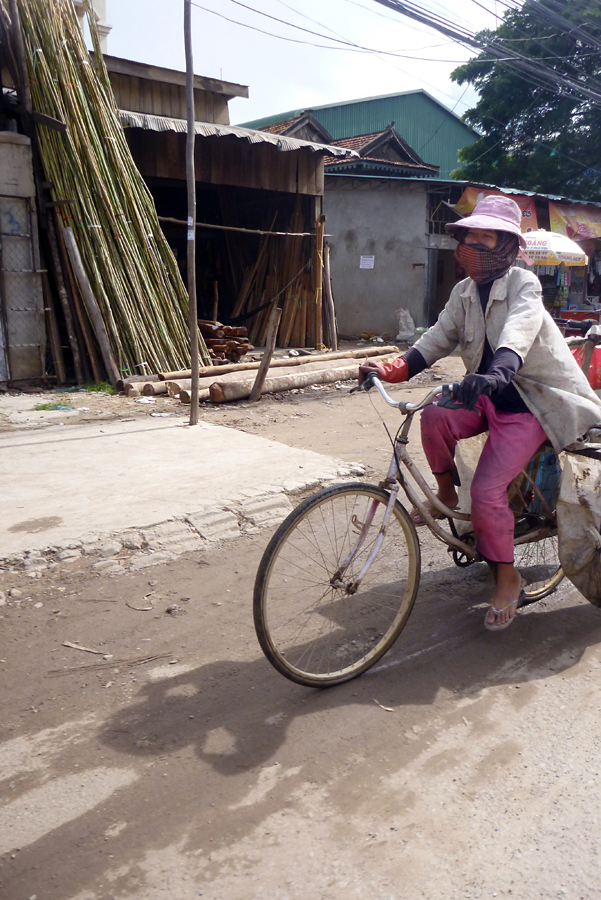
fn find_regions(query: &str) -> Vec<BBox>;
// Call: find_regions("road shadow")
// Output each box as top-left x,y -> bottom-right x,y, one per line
99,564 -> 601,776
6,563 -> 600,900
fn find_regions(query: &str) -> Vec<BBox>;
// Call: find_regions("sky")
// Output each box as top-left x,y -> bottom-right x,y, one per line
102,0 -> 503,126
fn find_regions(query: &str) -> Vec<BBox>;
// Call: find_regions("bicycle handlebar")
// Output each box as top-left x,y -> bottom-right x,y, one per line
356,372 -> 448,413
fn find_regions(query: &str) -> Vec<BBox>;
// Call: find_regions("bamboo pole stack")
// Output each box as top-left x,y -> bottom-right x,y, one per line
222,196 -> 336,353
1,0 -> 210,379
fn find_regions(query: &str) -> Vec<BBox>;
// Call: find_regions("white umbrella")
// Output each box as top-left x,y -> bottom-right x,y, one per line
523,230 -> 588,266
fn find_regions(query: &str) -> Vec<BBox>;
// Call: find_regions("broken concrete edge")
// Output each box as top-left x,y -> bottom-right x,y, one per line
0,467 -> 366,577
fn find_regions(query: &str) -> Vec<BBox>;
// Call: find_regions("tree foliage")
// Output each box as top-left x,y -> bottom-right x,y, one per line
451,0 -> 601,199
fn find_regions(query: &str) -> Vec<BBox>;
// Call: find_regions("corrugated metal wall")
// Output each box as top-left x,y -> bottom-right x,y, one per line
243,92 -> 478,181
315,94 -> 476,179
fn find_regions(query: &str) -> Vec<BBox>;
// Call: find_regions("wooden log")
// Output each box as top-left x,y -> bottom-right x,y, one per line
116,374 -> 161,392
209,362 -> 363,403
142,382 -> 168,396
126,381 -> 150,396
158,345 -> 399,381
62,225 -> 120,386
179,387 -> 212,404
250,306 -> 282,402
165,353 -> 398,396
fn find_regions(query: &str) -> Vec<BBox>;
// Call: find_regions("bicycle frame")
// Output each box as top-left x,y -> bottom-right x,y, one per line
337,378 -> 558,591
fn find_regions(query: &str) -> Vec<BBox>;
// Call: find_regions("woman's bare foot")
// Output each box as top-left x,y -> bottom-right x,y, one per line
485,564 -> 523,630
433,472 -> 458,510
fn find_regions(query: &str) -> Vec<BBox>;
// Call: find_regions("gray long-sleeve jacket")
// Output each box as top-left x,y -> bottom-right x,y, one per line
413,267 -> 601,451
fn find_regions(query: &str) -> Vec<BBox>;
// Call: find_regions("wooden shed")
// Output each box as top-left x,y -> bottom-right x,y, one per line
100,55 -> 355,344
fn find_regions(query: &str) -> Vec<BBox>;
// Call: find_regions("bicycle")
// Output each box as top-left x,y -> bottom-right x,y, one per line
253,375 -> 563,688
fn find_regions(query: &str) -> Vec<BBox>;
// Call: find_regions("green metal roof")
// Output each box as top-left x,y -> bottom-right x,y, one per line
240,90 -> 478,181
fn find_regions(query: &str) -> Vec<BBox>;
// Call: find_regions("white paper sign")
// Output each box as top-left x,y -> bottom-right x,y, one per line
360,255 -> 375,269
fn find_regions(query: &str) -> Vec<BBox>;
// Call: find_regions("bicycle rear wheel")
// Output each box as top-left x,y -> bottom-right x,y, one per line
512,450 -> 563,603
254,483 -> 421,687
515,526 -> 563,603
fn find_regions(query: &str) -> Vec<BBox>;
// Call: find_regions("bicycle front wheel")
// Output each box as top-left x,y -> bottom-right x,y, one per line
254,483 -> 421,687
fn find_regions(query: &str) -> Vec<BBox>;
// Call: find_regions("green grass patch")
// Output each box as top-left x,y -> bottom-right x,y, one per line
33,402 -> 75,411
83,381 -> 117,394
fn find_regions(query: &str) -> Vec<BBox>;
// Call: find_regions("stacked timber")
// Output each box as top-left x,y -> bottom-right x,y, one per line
166,345 -> 400,404
198,320 -> 254,362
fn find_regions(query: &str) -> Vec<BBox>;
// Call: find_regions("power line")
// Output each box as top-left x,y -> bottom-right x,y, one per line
370,0 -> 601,107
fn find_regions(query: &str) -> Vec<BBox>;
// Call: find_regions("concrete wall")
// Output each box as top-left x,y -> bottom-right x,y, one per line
0,132 -> 35,198
0,133 -> 45,383
325,177 -> 428,338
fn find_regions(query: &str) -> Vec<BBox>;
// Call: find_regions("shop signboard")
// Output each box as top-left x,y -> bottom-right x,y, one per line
549,201 -> 601,240
454,187 -> 538,232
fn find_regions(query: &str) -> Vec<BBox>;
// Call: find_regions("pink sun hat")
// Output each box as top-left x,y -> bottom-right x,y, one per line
445,195 -> 527,248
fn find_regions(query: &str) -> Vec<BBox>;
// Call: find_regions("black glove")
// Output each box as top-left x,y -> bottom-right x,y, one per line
453,373 -> 496,411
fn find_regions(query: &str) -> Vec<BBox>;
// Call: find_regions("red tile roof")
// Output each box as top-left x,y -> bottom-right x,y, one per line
259,117 -> 304,135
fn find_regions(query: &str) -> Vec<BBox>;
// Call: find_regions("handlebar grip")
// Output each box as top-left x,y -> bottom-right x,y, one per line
436,382 -> 466,410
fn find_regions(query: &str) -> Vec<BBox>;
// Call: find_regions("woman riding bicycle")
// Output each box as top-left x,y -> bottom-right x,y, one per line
360,195 -> 601,632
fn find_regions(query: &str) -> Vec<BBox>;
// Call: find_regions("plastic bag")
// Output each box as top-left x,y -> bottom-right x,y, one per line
395,308 -> 415,342
557,453 -> 601,606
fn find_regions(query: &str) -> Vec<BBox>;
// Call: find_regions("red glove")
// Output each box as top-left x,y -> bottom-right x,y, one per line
358,357 -> 408,386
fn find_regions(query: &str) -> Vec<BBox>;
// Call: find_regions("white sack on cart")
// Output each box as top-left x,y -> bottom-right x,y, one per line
557,453 -> 601,607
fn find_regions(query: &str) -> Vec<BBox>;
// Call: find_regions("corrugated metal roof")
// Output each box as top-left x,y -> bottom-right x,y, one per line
240,90 -> 477,179
325,172 -> 601,209
324,158 -> 436,176
118,111 -> 357,157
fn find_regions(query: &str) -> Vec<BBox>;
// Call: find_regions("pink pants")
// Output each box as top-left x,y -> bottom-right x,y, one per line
420,395 -> 548,563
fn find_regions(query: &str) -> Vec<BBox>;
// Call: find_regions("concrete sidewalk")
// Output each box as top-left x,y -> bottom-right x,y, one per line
2,417 -> 363,558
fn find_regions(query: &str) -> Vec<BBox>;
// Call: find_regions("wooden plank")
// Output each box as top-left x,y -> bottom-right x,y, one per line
130,75 -> 142,114
249,306 -> 282,401
156,131 -> 171,178
306,155 -> 317,195
195,89 -> 208,123
62,226 -> 120,386
117,72 -> 130,112
297,152 -> 308,195
315,157 -> 325,196
151,80 -> 162,115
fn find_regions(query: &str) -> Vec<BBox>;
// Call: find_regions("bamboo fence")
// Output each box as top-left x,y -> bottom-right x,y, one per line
1,0 -> 210,376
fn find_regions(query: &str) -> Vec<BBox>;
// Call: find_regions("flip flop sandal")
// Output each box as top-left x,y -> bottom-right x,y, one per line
409,505 -> 458,527
484,590 -> 525,632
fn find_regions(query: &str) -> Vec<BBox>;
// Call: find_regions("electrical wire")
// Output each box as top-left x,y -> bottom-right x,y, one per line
370,0 -> 601,106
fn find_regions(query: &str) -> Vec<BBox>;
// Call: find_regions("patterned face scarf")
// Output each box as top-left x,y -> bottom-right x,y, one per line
454,232 -> 519,284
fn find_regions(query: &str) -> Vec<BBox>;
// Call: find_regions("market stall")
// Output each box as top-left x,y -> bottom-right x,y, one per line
520,229 -> 591,318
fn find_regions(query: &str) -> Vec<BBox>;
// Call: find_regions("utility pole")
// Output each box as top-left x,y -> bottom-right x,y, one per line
184,0 -> 199,424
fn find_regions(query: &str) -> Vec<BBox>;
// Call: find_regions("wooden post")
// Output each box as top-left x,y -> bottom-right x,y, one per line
212,281 -> 219,322
46,215 -> 84,384
62,226 -> 120,386
184,0 -> 199,424
323,241 -> 338,351
58,223 -> 101,383
314,214 -> 325,349
8,0 -> 32,117
41,271 -> 66,384
249,306 -> 282,402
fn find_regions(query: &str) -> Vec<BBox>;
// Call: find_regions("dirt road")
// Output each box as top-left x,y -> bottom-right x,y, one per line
1,358 -> 600,900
